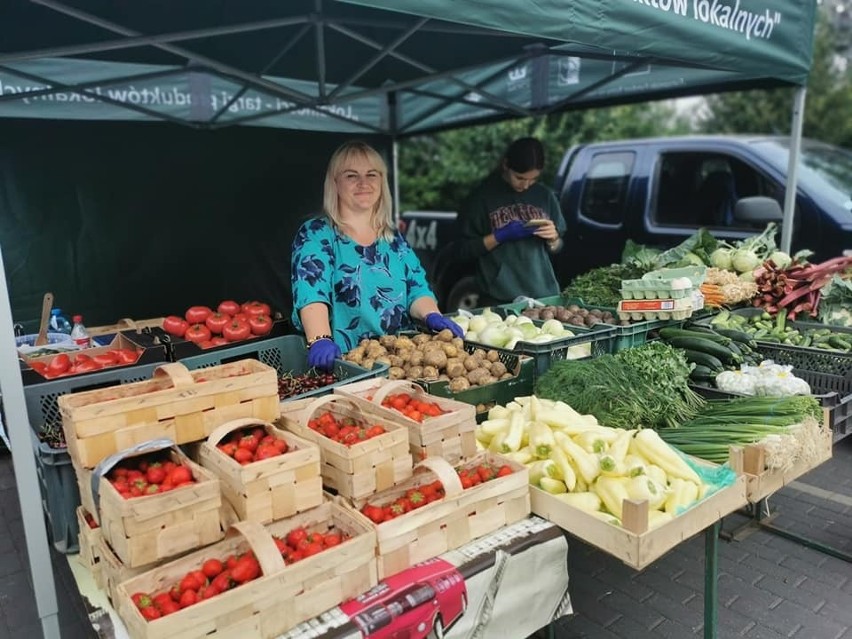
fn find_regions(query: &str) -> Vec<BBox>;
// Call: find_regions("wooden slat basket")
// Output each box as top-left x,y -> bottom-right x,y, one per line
115,503 -> 377,639
334,378 -> 477,464
97,446 -> 224,568
280,395 -> 413,500
76,506 -> 103,589
58,360 -> 279,468
349,453 -> 530,578
97,534 -> 165,606
197,418 -> 323,524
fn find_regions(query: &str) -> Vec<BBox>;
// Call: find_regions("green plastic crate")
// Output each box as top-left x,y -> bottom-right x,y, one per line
179,335 -> 388,402
498,295 -> 679,353
418,344 -> 535,420
31,430 -> 79,554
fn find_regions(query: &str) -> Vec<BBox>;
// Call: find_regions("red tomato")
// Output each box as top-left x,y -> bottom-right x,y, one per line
178,589 -> 198,608
146,465 -> 166,484
233,448 -> 254,465
140,606 -> 161,621
185,306 -> 213,324
286,527 -> 308,548
29,361 -> 48,376
162,315 -> 189,337
46,353 -> 71,375
202,559 -> 223,578
232,312 -> 250,324
241,301 -> 271,318
222,320 -> 251,342
210,336 -> 229,346
248,315 -> 273,336
205,312 -> 231,335
169,465 -> 192,485
115,348 -> 140,365
73,359 -> 103,373
217,300 -> 241,316
184,324 -> 212,344
93,352 -> 120,367
198,340 -> 215,349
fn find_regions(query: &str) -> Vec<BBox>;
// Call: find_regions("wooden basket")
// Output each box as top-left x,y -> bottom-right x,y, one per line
89,317 -> 165,338
280,395 -> 413,500
334,378 -> 477,464
76,506 -> 103,589
731,426 -> 833,503
58,360 -> 279,468
98,447 -> 224,568
530,453 -> 747,570
115,504 -> 377,639
97,534 -> 166,606
198,418 -> 323,524
350,453 -> 530,579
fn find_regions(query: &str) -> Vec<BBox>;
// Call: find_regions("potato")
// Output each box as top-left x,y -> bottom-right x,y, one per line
441,343 -> 459,358
408,350 -> 424,367
394,336 -> 415,351
449,377 -> 471,392
473,349 -> 488,360
375,356 -> 391,366
489,361 -> 507,377
423,349 -> 448,369
378,334 -> 397,348
446,362 -> 466,379
467,368 -> 489,385
422,365 -> 439,379
463,355 -> 481,371
407,365 -> 424,379
361,358 -> 375,370
485,350 -> 500,363
435,328 -> 454,342
366,344 -> 386,359
451,337 -> 464,350
479,374 -> 497,386
412,333 -> 432,346
500,372 -> 514,380
388,366 -> 406,380
388,355 -> 404,368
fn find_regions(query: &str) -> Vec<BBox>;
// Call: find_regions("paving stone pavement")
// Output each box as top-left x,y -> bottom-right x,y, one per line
2,436 -> 851,639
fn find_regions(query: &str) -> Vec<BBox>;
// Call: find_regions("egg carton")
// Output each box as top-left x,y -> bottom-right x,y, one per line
617,297 -> 695,321
620,280 -> 693,300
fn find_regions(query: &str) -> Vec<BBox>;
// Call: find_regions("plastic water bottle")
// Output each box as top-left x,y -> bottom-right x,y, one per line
49,308 -> 72,334
70,315 -> 91,348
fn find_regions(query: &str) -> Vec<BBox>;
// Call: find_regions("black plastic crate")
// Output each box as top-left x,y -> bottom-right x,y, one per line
31,430 -> 80,554
692,366 -> 852,442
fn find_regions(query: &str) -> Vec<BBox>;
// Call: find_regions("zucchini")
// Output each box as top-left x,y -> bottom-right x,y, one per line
665,337 -> 742,365
713,328 -> 757,347
659,327 -> 731,344
689,365 -> 717,382
683,350 -> 724,372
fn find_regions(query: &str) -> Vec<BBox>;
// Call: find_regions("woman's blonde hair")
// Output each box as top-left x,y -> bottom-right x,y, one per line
323,141 -> 395,241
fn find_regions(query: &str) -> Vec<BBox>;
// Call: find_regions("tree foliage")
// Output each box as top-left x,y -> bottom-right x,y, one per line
697,12 -> 852,147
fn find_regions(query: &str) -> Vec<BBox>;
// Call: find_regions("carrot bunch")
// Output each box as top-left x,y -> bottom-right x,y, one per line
699,283 -> 725,308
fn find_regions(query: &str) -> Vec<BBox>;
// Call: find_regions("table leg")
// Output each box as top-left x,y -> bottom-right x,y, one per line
704,520 -> 720,639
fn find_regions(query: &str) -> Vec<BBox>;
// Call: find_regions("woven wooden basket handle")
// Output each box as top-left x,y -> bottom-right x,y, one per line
207,418 -> 275,447
298,394 -> 361,428
152,362 -> 196,389
370,379 -> 425,405
415,456 -> 464,499
116,318 -> 137,330
230,520 -> 287,576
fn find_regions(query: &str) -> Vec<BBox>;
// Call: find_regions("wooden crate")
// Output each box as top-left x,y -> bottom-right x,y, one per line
530,458 -> 747,570
115,503 -> 377,639
280,395 -> 413,500
99,448 -> 224,567
75,462 -> 98,526
348,453 -> 530,579
89,317 -> 165,338
198,418 -> 323,524
731,427 -> 833,503
58,360 -> 279,468
76,506 -> 103,589
334,378 -> 477,464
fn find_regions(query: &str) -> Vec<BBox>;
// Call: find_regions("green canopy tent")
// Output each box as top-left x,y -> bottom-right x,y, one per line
0,1 -> 817,637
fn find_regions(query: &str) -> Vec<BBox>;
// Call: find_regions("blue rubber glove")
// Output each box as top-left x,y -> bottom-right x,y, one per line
307,338 -> 341,371
424,313 -> 465,338
494,219 -> 536,244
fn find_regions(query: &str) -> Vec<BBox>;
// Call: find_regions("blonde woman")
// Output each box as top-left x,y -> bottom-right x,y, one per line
291,141 -> 461,369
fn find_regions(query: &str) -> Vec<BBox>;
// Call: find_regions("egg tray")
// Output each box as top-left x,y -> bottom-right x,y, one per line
620,281 -> 693,300
617,297 -> 695,322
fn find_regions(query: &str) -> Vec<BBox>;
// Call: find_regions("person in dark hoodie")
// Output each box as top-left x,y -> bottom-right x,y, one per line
456,137 -> 567,305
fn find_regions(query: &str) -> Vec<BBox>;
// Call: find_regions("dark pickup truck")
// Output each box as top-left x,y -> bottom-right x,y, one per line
403,135 -> 852,310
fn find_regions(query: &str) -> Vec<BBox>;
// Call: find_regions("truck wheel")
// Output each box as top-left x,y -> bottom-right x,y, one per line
446,276 -> 480,312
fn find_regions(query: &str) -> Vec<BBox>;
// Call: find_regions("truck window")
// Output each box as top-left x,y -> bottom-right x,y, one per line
579,152 -> 634,225
652,152 -> 775,230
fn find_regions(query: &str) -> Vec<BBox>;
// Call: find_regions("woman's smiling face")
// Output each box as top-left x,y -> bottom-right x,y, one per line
335,153 -> 382,215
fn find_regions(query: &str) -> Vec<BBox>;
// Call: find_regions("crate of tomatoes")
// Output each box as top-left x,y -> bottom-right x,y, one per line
350,454 -> 530,578
334,379 -> 477,465
197,418 -> 323,524
279,395 -> 413,501
115,503 -> 377,639
93,441 -> 224,568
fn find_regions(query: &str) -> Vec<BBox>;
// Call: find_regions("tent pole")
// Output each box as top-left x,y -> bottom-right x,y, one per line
0,246 -> 61,639
780,86 -> 807,254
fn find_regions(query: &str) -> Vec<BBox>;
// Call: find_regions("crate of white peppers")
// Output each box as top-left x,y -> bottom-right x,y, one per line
475,396 -> 746,570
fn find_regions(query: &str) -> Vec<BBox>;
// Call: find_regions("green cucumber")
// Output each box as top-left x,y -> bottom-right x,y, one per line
829,335 -> 852,350
665,337 -> 742,365
683,350 -> 724,372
